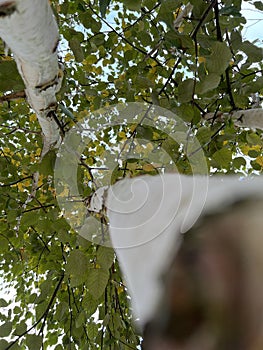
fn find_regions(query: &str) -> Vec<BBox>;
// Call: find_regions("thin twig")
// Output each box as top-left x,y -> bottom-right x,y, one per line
0,175 -> 32,187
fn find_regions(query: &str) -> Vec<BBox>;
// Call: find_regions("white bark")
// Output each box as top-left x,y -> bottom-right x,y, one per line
205,108 -> 263,130
107,174 -> 263,329
232,108 -> 263,129
0,0 -> 62,156
173,2 -> 193,30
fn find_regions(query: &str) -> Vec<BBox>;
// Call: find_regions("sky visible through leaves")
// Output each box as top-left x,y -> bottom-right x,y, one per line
0,0 -> 263,349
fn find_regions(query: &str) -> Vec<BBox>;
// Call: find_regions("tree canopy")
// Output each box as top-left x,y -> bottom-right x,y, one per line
0,0 -> 263,349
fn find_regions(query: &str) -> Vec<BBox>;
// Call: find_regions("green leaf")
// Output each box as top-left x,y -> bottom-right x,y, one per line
75,311 -> 86,328
196,73 -> 221,94
196,126 -> 211,145
206,42 -> 232,74
157,0 -> 181,28
135,76 -> 153,89
86,268 -> 109,299
176,104 -> 195,123
231,30 -> 242,51
87,322 -> 98,340
54,345 -> 64,350
178,79 -> 194,103
0,322 -> 12,337
165,31 -> 194,51
0,60 -> 24,92
14,321 -> 27,335
251,160 -> 261,171
38,149 -> 56,175
26,335 -> 42,350
248,149 -> 258,158
219,5 -> 241,16
232,157 -> 246,169
7,209 -> 20,223
212,148 -> 232,168
0,298 -> 8,307
82,293 -> 99,317
54,302 -> 68,322
254,1 -> 263,11
69,37 -> 84,63
241,41 -> 263,62
20,212 -> 39,227
122,0 -> 142,11
66,250 -> 90,287
97,246 -> 114,269
99,0 -> 111,17
246,132 -> 262,146
0,340 -> 9,350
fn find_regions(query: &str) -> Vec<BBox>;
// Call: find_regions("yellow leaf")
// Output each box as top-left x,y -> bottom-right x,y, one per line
29,114 -> 37,122
3,147 -> 10,154
142,164 -> 155,172
65,53 -> 74,62
119,73 -> 126,81
95,66 -> 102,75
127,162 -> 137,171
24,180 -> 31,187
17,183 -> 24,192
240,144 -> 261,155
101,90 -> 109,97
135,144 -> 144,153
124,30 -> 132,38
118,131 -> 126,139
145,143 -> 154,151
198,56 -> 206,64
58,187 -> 69,197
129,124 -> 137,133
85,55 -> 97,65
167,59 -> 176,68
256,156 -> 263,167
117,286 -> 124,294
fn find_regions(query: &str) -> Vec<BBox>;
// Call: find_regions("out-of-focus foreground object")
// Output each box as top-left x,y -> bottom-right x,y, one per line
107,174 -> 263,349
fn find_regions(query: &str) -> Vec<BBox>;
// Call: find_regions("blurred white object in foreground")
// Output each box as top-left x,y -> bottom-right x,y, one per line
107,174 -> 263,331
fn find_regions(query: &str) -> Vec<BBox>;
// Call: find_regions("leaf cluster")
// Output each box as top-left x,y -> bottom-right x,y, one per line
0,0 -> 263,348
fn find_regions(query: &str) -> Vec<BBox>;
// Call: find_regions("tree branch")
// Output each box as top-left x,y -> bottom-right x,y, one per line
191,0 -> 217,38
6,273 -> 64,349
0,90 -> 26,103
0,175 -> 32,187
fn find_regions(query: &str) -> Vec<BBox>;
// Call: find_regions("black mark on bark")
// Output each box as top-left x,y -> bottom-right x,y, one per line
52,39 -> 59,53
35,75 -> 58,92
0,2 -> 16,17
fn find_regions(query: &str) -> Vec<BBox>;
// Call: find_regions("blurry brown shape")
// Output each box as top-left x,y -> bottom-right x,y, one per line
143,198 -> 263,349
0,90 -> 25,103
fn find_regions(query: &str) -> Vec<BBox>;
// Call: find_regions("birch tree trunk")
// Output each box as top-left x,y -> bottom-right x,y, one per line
0,0 -> 63,156
1,1 -> 263,347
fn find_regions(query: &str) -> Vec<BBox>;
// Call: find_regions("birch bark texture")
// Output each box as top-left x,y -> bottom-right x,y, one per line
0,0 -> 63,156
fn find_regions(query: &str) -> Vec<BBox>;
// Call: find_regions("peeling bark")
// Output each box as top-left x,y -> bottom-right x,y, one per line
0,0 -> 63,156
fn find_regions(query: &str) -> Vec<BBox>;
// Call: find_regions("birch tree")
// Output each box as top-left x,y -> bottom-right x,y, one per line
0,0 -> 262,348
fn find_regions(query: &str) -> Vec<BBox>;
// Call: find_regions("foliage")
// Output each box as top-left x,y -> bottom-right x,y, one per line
0,0 -> 262,348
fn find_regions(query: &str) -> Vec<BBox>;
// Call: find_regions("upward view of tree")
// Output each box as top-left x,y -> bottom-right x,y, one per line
0,0 -> 262,349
